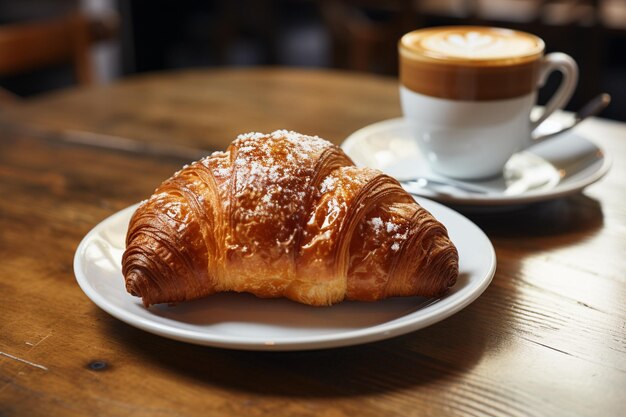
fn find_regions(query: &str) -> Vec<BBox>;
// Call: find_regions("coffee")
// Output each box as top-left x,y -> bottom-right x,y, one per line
399,27 -> 545,101
398,26 -> 578,179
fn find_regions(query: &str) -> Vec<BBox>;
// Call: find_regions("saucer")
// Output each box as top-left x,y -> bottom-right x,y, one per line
341,118 -> 610,208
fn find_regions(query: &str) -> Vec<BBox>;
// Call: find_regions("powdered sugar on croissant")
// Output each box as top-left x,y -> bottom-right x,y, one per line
122,130 -> 458,306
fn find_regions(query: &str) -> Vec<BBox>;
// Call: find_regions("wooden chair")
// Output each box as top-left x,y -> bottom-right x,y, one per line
0,11 -> 117,101
317,0 -> 417,74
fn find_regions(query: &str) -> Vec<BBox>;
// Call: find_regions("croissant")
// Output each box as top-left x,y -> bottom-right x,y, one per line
122,130 -> 458,307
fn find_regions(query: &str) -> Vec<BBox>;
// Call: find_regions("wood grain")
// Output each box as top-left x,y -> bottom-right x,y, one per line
1,69 -> 625,417
0,68 -> 401,150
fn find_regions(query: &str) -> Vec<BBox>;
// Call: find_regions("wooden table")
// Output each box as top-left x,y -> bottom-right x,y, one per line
1,68 -> 625,417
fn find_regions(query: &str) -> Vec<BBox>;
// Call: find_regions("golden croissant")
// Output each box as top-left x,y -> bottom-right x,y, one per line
122,130 -> 458,307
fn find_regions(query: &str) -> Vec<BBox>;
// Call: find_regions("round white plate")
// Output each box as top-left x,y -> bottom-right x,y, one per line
74,199 -> 495,351
341,118 -> 611,207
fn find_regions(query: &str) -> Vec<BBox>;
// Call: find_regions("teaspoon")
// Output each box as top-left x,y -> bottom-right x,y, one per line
534,93 -> 611,141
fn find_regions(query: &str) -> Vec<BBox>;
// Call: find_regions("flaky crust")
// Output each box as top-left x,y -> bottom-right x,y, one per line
122,130 -> 458,306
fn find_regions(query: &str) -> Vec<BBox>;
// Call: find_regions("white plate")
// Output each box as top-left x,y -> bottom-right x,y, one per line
342,118 -> 611,208
74,199 -> 495,351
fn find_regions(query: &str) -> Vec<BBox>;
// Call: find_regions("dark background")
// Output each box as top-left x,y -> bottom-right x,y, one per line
1,0 -> 625,121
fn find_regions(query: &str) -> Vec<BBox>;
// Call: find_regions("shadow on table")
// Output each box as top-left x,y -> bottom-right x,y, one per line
460,194 -> 604,242
97,311 -> 464,397
98,266 -> 523,399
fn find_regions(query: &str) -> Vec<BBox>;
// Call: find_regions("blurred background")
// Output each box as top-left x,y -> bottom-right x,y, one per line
0,0 -> 624,120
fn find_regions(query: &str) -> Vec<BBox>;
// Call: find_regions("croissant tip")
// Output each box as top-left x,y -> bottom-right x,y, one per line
124,270 -> 150,305
447,270 -> 458,289
125,273 -> 140,296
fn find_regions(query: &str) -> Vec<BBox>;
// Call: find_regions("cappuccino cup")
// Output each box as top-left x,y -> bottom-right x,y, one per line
399,26 -> 578,179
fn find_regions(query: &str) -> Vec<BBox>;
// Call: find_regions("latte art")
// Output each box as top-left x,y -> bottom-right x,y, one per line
423,31 -> 536,59
447,32 -> 499,49
399,26 -> 547,100
401,27 -> 543,62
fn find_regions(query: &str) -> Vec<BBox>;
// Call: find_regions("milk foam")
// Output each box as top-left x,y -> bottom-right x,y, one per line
407,28 -> 541,60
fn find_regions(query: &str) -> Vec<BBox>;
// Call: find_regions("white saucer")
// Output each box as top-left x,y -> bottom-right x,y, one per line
74,199 -> 495,351
341,118 -> 611,207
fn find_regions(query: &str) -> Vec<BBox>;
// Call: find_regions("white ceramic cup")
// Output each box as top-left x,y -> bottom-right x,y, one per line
399,26 -> 578,180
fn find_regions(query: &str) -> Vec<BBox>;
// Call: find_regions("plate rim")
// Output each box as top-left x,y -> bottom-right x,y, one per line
74,199 -> 496,351
341,117 -> 612,206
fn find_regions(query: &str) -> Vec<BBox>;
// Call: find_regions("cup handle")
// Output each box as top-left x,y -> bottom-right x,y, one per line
530,52 -> 579,140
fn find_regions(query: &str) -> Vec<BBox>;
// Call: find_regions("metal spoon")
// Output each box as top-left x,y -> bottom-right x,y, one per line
534,93 -> 611,141
403,177 -> 493,195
